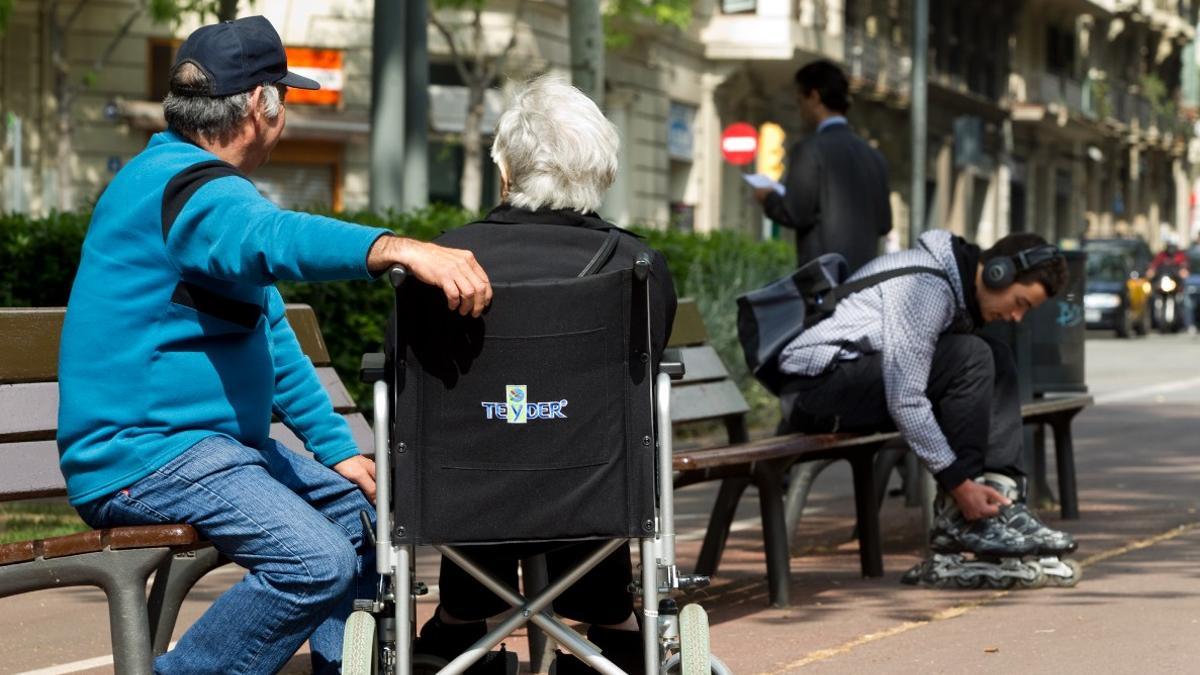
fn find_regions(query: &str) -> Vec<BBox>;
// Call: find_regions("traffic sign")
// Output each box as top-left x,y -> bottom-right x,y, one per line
721,122 -> 758,165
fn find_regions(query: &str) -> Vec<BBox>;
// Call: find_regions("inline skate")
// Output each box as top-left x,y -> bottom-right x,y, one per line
903,473 -> 1079,589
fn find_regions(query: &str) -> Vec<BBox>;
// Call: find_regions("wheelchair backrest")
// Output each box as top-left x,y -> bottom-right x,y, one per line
389,267 -> 656,545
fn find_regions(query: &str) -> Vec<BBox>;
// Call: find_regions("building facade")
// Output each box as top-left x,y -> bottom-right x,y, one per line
0,0 -> 1195,250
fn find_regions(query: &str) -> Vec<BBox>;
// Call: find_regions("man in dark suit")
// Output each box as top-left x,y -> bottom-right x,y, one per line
754,59 -> 892,273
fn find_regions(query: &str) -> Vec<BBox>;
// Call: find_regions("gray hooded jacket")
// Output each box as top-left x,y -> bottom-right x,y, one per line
778,229 -> 965,473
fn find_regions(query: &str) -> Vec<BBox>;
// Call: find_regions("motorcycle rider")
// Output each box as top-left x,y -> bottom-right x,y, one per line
1147,240 -> 1194,334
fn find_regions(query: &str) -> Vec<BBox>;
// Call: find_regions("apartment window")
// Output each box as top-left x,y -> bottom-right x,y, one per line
1046,25 -> 1075,75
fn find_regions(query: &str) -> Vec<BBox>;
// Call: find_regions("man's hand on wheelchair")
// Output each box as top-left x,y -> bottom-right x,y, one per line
368,235 -> 493,317
333,455 -> 377,503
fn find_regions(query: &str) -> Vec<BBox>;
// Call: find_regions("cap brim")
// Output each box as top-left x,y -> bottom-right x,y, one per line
278,71 -> 320,90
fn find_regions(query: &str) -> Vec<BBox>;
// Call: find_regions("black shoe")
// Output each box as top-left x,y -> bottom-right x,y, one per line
550,626 -> 645,675
414,608 -> 509,674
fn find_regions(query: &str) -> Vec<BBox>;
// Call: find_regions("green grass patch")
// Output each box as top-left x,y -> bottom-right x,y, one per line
0,502 -> 90,544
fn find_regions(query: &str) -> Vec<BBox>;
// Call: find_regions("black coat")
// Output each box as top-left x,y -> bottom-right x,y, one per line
763,124 -> 892,273
388,204 -> 677,359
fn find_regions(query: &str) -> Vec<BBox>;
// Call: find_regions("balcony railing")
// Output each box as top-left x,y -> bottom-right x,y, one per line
843,27 -> 911,97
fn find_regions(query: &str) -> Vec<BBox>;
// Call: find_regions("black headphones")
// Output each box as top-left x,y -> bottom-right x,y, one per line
982,244 -> 1062,290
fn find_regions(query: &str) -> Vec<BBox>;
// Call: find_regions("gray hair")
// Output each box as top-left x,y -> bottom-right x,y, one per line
163,62 -> 282,141
491,74 -> 619,213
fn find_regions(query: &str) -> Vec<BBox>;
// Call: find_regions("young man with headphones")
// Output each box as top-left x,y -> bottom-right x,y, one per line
776,229 -> 1075,584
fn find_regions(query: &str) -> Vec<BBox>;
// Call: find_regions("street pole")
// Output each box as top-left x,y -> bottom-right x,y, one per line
370,0 -> 405,213
910,0 -> 928,246
403,0 -> 429,209
567,0 -> 604,104
911,0 -> 936,548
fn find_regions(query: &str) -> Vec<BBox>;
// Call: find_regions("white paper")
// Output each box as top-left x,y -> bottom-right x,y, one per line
742,173 -> 785,196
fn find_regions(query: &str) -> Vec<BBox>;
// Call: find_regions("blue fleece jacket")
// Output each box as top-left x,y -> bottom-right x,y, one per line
57,130 -> 389,505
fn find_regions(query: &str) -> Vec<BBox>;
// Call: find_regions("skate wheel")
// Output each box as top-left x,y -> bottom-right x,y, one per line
341,610 -> 377,675
1049,558 -> 1083,587
1018,568 -> 1048,589
953,575 -> 982,589
679,603 -> 712,675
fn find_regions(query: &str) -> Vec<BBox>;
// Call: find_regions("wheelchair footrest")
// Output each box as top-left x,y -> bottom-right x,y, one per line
677,574 -> 711,590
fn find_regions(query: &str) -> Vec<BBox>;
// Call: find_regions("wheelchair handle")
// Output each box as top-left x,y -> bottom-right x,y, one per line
387,264 -> 408,288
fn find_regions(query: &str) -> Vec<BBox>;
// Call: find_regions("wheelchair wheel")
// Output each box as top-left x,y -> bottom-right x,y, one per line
678,604 -> 711,675
342,610 -> 377,675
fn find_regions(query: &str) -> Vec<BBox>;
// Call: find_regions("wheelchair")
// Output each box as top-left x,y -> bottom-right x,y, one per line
342,257 -> 730,675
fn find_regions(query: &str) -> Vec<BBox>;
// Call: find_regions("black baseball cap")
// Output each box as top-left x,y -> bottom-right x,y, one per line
170,15 -> 320,97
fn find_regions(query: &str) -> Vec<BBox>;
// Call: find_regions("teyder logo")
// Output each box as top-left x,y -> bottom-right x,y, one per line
481,384 -> 568,424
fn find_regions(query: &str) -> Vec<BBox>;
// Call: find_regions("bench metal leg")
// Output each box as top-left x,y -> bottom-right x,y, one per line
695,476 -> 752,578
0,547 -> 171,675
871,443 -> 908,514
521,554 -> 553,673
752,461 -> 791,608
1051,413 -> 1081,520
147,546 -> 228,655
849,454 -> 884,578
783,459 -> 835,552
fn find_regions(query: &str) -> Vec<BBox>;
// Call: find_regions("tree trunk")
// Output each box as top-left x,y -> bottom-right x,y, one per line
460,83 -> 486,212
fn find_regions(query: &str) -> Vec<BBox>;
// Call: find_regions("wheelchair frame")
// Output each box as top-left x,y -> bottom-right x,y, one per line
345,263 -> 731,675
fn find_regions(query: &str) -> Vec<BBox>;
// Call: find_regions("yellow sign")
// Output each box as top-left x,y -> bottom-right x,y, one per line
756,122 -> 787,181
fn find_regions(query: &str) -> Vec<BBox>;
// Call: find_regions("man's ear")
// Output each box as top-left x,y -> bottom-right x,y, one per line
246,85 -> 265,128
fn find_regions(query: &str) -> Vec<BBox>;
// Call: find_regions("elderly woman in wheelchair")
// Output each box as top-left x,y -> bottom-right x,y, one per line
344,74 -> 729,675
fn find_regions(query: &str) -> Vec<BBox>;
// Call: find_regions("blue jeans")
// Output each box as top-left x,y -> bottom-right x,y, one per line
75,435 -> 378,674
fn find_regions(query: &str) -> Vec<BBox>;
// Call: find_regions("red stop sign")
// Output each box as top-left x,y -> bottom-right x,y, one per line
721,122 -> 758,165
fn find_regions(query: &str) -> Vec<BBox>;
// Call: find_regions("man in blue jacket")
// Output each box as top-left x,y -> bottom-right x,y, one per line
57,16 -> 491,674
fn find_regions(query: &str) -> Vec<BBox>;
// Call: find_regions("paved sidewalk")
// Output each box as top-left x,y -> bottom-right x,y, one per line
4,398 -> 1198,674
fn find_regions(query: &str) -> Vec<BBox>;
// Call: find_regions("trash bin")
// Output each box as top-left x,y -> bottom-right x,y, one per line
1027,250 -> 1087,394
980,251 -> 1087,396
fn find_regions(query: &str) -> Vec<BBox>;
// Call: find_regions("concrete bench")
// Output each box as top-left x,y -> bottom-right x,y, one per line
0,304 -> 369,674
666,300 -> 1093,608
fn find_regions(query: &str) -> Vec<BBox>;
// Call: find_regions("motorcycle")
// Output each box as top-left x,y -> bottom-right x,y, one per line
1151,265 -> 1185,333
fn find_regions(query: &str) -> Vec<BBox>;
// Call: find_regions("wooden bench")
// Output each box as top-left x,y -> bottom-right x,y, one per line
0,305 -> 370,674
666,300 -> 1092,608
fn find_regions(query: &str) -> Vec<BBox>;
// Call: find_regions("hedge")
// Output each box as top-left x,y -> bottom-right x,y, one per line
1,206 -> 793,426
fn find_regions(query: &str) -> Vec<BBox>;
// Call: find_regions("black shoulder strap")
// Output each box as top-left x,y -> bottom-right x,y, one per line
161,159 -> 248,240
578,229 -> 622,277
829,265 -> 949,303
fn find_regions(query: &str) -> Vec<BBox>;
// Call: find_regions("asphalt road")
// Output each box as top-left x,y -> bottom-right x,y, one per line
3,331 -> 1199,674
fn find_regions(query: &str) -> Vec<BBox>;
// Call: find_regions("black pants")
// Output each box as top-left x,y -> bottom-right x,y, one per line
780,333 -> 1023,487
439,541 -> 634,626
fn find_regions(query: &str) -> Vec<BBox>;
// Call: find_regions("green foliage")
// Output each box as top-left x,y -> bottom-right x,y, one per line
0,502 -> 89,544
0,211 -> 90,307
604,0 -> 693,49
0,207 -> 792,425
0,0 -> 12,33
634,227 -> 794,427
149,0 -> 248,25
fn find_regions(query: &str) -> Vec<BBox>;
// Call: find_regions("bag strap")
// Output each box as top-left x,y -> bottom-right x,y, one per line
828,265 -> 949,303
578,229 -> 623,277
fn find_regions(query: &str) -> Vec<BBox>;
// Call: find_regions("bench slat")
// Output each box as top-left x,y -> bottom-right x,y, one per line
670,380 -> 749,424
0,308 -> 65,384
0,305 -> 330,386
0,369 -> 356,444
1021,396 -> 1093,418
0,381 -> 58,442
673,430 -> 901,471
675,346 -> 732,385
0,413 -> 373,503
667,300 -> 708,348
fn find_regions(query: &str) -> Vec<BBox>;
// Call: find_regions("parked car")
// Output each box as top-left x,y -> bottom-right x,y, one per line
1082,238 -> 1153,337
